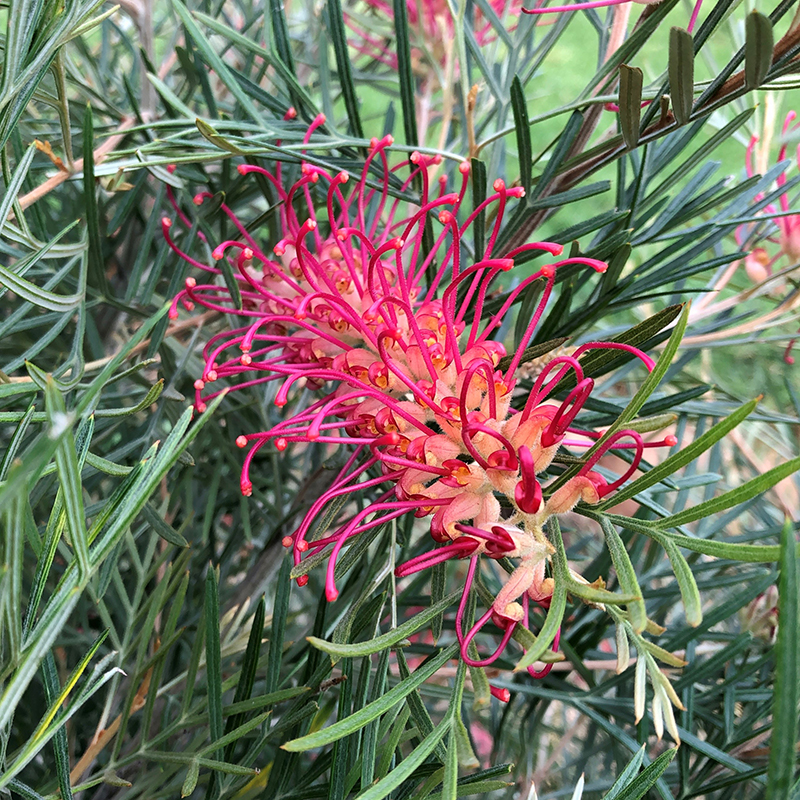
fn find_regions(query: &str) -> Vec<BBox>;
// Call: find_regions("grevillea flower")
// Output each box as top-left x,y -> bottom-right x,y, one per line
348,0 -> 522,69
523,0 -> 703,33
741,111 -> 800,283
164,118 -> 676,691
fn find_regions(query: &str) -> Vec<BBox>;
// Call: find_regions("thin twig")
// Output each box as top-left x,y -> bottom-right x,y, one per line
17,117 -> 138,211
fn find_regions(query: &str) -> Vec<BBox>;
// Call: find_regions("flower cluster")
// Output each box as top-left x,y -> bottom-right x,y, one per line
164,119 -> 676,691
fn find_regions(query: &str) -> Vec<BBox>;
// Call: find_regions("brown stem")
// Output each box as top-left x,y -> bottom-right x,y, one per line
16,117 -> 138,212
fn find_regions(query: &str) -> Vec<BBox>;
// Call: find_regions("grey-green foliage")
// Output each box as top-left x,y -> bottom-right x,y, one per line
0,0 -> 799,797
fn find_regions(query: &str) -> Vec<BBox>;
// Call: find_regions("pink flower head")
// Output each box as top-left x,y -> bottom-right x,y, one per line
523,0 -> 703,33
164,117 -> 676,681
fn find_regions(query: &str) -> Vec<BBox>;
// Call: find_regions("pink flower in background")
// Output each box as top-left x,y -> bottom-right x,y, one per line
164,118 -> 676,686
736,111 -> 800,363
348,0 -> 522,68
740,111 -> 800,283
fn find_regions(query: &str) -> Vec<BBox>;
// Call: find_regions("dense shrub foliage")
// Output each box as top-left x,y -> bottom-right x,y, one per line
0,1 -> 799,799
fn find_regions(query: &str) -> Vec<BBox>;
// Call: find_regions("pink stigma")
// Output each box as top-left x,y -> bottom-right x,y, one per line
490,686 -> 511,702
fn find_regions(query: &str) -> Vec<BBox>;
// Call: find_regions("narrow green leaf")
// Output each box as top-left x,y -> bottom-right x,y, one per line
83,452 -> 133,477
46,380 -> 90,580
266,552 -> 292,693
205,567 -> 224,756
41,654 -> 74,800
599,518 -> 647,633
604,747 -> 646,800
195,119 -> 247,154
326,0 -> 363,139
661,535 -> 703,627
0,403 -> 34,481
224,596 -> 266,761
393,0 -> 418,146
431,560 -> 446,642
0,259 -> 82,312
623,413 -> 677,435
443,723 -> 459,800
222,686 -> 310,717
269,0 -> 299,98
668,27 -> 694,125
376,704 -> 411,780
767,519 -> 799,800
181,760 -> 200,797
566,581 -> 641,606
7,779 -> 47,800
362,648 -> 390,788
307,589 -> 460,659
199,712 -> 271,757
82,104 -> 106,293
471,157 -> 487,258
329,656 -> 352,800
141,502 -> 188,548
511,76 -> 532,194
619,65 -> 643,150
171,0 -> 266,125
550,304 -> 688,495
282,645 -> 457,751
610,748 -> 677,800
745,12 -> 773,90
94,379 -> 164,418
514,517 -> 568,671
604,303 -> 689,430
216,245 -> 243,311
0,143 -> 34,228
3,493 -> 24,667
396,648 -> 446,763
75,306 -> 169,417
529,110 -> 583,204
588,511 -> 784,563
143,752 -> 258,775
353,714 -> 451,800
654,454 -> 800,529
553,304 -> 682,393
